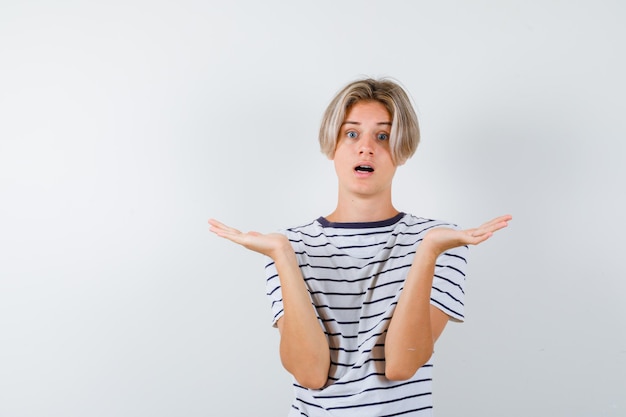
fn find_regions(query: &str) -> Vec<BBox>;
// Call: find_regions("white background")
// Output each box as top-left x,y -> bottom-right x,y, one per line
1,1 -> 625,416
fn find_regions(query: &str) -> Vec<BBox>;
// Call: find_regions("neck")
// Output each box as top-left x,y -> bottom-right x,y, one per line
326,193 -> 399,223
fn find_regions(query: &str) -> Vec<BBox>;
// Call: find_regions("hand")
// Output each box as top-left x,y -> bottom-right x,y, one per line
208,218 -> 291,259
422,214 -> 512,257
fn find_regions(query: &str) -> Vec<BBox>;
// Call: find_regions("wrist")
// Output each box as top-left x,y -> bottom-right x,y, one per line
415,238 -> 442,263
271,236 -> 297,264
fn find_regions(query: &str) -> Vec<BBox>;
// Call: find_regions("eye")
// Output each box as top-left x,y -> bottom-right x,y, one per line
377,132 -> 389,141
347,131 -> 358,139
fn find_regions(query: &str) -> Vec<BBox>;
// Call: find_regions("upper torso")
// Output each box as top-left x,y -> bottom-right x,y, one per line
265,213 -> 469,416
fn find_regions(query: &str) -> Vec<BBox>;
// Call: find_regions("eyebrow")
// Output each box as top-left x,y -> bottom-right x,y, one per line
342,121 -> 392,126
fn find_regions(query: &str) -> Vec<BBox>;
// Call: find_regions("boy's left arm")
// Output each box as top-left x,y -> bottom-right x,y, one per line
384,215 -> 512,381
384,245 -> 445,381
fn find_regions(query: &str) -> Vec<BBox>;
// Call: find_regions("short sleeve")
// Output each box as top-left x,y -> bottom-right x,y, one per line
430,244 -> 469,322
264,257 -> 284,327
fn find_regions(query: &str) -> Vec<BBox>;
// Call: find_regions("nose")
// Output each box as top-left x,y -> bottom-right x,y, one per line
358,136 -> 375,155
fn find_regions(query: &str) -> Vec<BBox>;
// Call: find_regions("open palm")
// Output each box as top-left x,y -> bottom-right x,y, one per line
208,218 -> 290,258
424,214 -> 512,255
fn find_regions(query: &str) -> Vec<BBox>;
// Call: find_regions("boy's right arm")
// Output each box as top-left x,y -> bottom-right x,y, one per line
272,245 -> 330,389
208,219 -> 330,389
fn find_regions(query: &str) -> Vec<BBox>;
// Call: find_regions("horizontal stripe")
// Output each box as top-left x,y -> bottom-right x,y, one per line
327,392 -> 432,411
265,213 -> 467,416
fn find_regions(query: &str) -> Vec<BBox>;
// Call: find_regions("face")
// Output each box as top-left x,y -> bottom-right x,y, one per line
332,100 -> 397,199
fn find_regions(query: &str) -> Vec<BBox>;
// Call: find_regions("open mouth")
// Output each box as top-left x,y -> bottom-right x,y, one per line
355,165 -> 374,172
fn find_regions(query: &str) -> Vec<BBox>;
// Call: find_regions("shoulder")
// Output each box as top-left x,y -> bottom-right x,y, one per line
400,213 -> 461,232
276,218 -> 325,243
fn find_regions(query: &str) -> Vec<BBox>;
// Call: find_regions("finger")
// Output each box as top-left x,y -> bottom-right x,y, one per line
471,232 -> 493,244
208,219 -> 242,236
210,227 -> 248,246
468,230 -> 492,241
480,215 -> 511,228
208,218 -> 232,231
478,215 -> 511,234
489,214 -> 512,228
469,222 -> 505,238
208,221 -> 245,244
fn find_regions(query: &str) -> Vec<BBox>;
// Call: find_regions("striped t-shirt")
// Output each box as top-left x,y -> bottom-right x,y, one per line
265,212 -> 469,417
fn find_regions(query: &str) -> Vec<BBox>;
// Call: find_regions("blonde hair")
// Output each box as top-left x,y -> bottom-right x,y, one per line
319,78 -> 420,165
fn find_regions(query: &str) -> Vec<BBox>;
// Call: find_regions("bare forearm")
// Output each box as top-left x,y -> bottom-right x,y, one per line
384,247 -> 439,380
207,220 -> 330,388
273,249 -> 330,389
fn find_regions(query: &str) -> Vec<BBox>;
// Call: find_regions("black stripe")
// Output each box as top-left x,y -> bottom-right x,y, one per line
431,298 -> 463,319
327,392 -> 432,411
315,378 -> 431,399
432,286 -> 464,306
